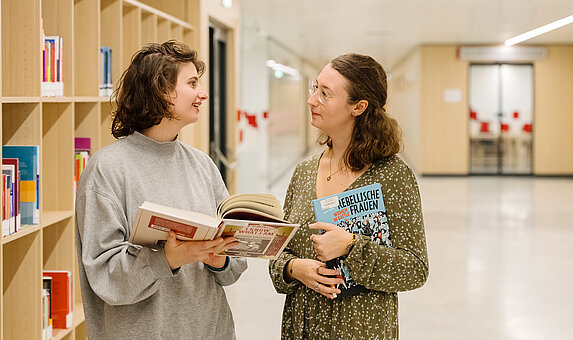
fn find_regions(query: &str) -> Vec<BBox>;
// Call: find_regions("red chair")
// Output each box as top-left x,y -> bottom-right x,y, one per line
480,121 -> 490,133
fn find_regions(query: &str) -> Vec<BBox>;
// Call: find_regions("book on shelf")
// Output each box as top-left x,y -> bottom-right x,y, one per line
312,183 -> 392,299
74,138 -> 91,192
129,194 -> 299,260
2,162 -> 18,236
2,173 -> 10,237
2,146 -> 39,226
43,271 -> 73,329
42,276 -> 53,340
99,46 -> 113,97
42,35 -> 63,97
3,158 -> 21,234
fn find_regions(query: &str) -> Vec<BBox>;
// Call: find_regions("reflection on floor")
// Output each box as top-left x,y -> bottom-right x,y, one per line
225,175 -> 573,340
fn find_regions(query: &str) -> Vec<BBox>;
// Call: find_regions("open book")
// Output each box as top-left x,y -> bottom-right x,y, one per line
129,194 -> 299,260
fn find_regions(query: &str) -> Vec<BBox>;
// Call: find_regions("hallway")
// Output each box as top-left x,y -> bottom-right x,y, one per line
225,173 -> 573,339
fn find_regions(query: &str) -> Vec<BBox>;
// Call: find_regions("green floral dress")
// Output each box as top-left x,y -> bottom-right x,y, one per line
269,154 -> 429,340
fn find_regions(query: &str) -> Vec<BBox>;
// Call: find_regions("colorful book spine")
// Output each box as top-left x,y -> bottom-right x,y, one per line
42,276 -> 53,340
42,271 -> 73,329
3,158 -> 21,233
74,138 -> 91,192
2,146 -> 40,225
100,47 -> 113,96
2,174 -> 8,237
2,164 -> 15,235
312,183 -> 392,299
42,36 -> 64,96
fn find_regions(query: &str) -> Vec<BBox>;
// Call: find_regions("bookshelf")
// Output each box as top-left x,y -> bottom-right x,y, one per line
0,0 -> 207,339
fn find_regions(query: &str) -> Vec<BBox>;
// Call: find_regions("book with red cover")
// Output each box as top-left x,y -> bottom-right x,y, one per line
42,271 -> 72,329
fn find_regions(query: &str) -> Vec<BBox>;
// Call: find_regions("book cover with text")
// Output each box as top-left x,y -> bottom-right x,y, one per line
312,183 -> 392,298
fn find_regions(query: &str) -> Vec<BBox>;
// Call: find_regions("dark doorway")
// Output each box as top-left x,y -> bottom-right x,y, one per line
209,25 -> 228,181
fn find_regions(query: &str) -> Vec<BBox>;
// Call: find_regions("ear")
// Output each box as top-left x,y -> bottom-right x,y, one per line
351,100 -> 369,117
167,89 -> 177,105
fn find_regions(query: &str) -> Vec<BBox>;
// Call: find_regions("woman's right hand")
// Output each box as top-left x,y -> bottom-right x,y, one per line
164,231 -> 238,269
289,258 -> 343,299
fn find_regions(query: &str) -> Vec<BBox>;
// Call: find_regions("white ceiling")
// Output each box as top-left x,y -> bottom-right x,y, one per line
239,0 -> 573,71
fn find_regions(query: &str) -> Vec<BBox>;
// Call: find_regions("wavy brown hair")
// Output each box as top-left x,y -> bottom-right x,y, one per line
319,53 -> 402,171
111,40 -> 205,138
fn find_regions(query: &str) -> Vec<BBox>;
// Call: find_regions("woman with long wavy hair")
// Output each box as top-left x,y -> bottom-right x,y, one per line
269,53 -> 429,339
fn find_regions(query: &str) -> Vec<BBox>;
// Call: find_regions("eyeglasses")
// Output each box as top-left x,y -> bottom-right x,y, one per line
308,81 -> 331,105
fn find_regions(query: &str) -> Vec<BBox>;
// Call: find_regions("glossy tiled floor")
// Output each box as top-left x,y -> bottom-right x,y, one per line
225,174 -> 573,340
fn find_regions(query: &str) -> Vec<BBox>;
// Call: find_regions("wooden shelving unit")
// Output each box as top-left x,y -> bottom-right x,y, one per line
1,1 -> 198,338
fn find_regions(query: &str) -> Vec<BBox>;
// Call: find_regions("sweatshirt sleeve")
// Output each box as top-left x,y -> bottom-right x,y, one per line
76,188 -> 175,306
206,257 -> 248,286
343,163 -> 429,293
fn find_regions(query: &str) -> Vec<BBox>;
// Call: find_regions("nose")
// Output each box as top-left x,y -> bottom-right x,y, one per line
198,84 -> 209,100
307,90 -> 319,106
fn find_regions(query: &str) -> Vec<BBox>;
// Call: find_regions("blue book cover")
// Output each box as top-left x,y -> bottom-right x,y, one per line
2,146 -> 39,225
312,183 -> 391,298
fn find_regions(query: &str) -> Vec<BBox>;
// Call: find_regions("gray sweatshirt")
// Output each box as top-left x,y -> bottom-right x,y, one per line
75,131 -> 247,339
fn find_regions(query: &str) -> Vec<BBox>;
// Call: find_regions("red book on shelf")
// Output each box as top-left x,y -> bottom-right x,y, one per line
42,271 -> 73,329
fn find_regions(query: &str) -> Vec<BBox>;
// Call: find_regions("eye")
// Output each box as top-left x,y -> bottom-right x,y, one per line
189,80 -> 197,88
321,89 -> 329,98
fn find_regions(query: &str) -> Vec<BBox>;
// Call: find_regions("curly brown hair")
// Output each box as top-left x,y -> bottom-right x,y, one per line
319,53 -> 402,171
111,40 -> 205,138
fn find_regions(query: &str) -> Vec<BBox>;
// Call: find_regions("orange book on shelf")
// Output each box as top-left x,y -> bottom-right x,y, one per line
43,271 -> 73,329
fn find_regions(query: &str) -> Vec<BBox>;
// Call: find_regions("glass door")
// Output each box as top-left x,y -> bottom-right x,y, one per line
469,64 -> 534,174
209,25 -> 228,182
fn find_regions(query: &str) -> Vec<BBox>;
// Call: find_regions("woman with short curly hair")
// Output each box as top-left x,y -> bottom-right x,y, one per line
76,40 -> 246,339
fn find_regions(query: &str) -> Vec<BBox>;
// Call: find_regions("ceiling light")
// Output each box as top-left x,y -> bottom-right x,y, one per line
505,14 -> 573,46
266,60 -> 300,79
221,0 -> 232,8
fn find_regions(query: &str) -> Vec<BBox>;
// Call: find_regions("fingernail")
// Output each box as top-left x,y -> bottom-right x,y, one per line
336,275 -> 343,279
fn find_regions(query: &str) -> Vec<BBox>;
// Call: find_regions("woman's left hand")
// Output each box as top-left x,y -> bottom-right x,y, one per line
309,222 -> 353,262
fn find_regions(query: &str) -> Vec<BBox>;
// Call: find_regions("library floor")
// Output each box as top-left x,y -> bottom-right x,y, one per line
225,166 -> 573,339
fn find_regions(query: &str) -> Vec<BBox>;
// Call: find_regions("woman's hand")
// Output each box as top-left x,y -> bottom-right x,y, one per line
289,258 -> 343,299
164,231 -> 239,269
309,222 -> 353,262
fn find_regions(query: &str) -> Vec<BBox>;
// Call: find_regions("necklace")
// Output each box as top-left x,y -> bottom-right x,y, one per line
327,151 -> 345,181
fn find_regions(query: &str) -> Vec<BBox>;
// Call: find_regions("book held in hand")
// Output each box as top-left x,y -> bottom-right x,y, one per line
129,193 -> 299,260
312,183 -> 392,299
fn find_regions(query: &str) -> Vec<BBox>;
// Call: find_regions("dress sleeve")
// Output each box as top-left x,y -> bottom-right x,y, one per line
76,188 -> 174,306
344,162 -> 429,292
268,165 -> 302,294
